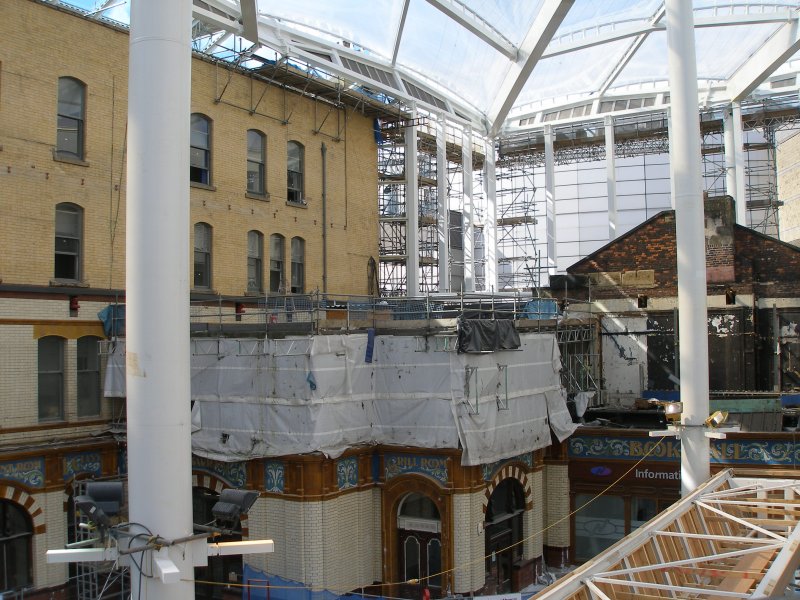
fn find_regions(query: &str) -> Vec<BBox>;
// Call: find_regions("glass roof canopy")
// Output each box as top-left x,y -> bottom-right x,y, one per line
57,0 -> 800,140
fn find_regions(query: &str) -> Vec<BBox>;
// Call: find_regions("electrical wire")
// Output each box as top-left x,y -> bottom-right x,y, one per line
176,437 -> 668,596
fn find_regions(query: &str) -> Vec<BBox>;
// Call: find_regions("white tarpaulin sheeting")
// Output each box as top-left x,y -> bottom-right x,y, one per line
104,332 -> 576,465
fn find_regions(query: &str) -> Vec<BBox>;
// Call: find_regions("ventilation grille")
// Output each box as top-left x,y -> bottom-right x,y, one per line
340,57 -> 398,89
402,79 -> 448,111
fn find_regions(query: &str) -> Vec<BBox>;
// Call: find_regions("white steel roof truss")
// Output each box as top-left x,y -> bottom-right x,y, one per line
590,575 -> 754,598
486,0 -> 574,138
726,10 -> 800,102
694,500 -> 789,542
423,0 -> 517,59
391,0 -> 411,67
530,471 -> 800,600
597,6 -> 665,97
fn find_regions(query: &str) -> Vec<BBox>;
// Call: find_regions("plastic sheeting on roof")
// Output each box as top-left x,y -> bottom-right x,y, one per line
104,332 -> 576,465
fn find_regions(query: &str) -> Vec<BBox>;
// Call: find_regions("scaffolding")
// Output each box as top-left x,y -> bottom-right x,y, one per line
495,154 -> 541,292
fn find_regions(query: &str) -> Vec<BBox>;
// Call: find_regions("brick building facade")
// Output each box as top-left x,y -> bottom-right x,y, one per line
0,2 -> 567,598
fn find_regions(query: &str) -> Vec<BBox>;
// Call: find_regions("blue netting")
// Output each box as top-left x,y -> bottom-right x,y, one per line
242,566 -> 388,600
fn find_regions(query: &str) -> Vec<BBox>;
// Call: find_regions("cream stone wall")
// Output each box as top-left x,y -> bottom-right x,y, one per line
544,463 -> 570,548
525,469 -> 544,562
778,130 -> 800,246
249,490 -> 381,593
0,0 -> 379,296
452,489 -> 485,594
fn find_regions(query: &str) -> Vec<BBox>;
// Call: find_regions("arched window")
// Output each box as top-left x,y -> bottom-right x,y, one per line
190,114 -> 211,185
247,130 -> 266,195
0,500 -> 33,592
55,202 -> 82,281
290,237 -> 305,294
39,336 -> 65,421
77,336 -> 101,417
56,77 -> 86,160
397,493 -> 441,596
194,223 -> 212,289
287,141 -> 304,204
247,230 -> 264,293
270,234 -> 285,293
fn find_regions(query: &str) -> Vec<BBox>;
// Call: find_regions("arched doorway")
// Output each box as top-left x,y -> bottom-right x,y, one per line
0,499 -> 33,595
484,479 -> 525,593
193,487 -> 243,600
398,493 -> 442,599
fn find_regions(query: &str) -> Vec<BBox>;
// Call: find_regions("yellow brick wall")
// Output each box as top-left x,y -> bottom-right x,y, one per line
0,0 -> 379,295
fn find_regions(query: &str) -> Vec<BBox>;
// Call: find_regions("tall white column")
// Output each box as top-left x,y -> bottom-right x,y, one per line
406,111 -> 420,296
605,116 -> 618,241
463,128 -> 475,292
484,140 -> 498,292
437,115 -> 450,292
126,1 -> 197,598
544,125 -> 558,275
732,102 -> 747,225
665,0 -> 711,496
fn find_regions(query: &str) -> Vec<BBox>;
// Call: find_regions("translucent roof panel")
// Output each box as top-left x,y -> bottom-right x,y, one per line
519,38 -> 634,108
396,0 -> 513,113
50,0 -> 800,136
251,0 -> 405,61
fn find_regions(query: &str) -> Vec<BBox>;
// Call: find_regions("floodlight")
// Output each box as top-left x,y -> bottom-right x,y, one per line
84,481 -> 124,515
211,489 -> 259,525
75,495 -> 112,528
74,481 -> 123,530
705,410 -> 729,428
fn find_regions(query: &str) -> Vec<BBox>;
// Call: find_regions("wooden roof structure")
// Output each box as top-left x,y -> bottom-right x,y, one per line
531,469 -> 800,600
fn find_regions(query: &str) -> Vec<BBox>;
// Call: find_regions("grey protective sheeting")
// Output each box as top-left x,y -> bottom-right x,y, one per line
104,332 -> 576,465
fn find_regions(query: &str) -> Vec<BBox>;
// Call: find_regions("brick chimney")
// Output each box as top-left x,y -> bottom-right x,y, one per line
704,194 -> 736,283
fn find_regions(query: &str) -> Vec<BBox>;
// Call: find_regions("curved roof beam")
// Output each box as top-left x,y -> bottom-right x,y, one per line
727,11 -> 800,102
597,6 -> 665,97
542,9 -> 795,59
424,0 -> 517,59
239,0 -> 259,45
392,0 -> 411,66
487,0 -> 574,138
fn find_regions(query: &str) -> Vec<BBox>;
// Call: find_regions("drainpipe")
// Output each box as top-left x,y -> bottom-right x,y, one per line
321,143 -> 328,294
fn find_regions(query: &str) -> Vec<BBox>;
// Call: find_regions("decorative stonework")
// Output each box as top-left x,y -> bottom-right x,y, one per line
64,452 -> 103,481
336,457 -> 358,490
192,456 -> 247,488
482,464 -> 532,514
264,461 -> 284,493
384,454 -> 448,486
0,484 -> 46,534
0,458 -> 45,488
482,452 -> 533,481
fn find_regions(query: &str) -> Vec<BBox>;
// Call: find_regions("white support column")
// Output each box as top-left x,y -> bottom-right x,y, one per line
544,124 -> 558,275
126,1 -> 197,598
665,0 -> 711,496
437,115 -> 450,292
484,140 -> 498,292
463,128 -> 475,292
605,116 -> 618,241
732,102 -> 747,225
406,112 -> 420,297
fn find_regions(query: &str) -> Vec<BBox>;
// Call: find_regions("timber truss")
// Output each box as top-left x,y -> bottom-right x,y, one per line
533,469 -> 800,600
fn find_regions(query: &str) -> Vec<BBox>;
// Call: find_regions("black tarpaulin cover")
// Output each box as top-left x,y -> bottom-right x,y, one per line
457,318 -> 521,353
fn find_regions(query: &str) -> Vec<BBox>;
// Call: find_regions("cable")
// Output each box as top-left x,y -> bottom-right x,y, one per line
180,438 -> 667,596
